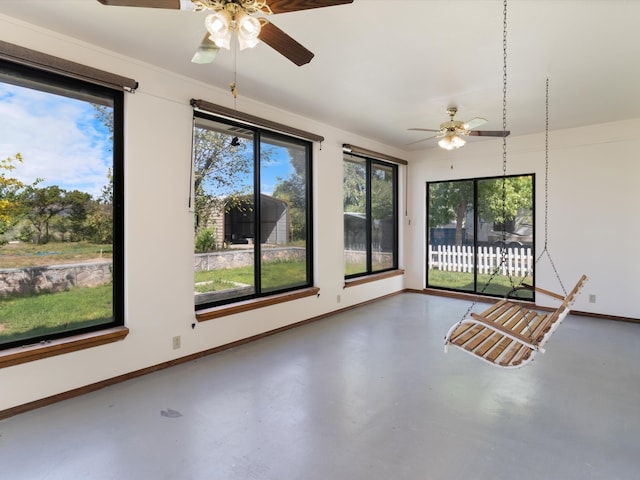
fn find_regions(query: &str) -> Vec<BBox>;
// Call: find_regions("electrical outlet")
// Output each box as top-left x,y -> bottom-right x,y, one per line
172,336 -> 181,349
589,294 -> 596,304
337,294 -> 341,303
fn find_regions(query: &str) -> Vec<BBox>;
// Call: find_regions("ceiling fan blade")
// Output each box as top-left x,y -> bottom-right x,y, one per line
258,22 -> 314,66
464,117 -> 488,130
267,0 -> 354,14
191,34 -> 220,64
408,128 -> 440,133
96,0 -> 182,8
467,130 -> 511,137
406,135 -> 439,146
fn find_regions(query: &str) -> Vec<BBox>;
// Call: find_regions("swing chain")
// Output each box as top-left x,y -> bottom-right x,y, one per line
457,0 -> 512,323
543,76 -> 549,250
500,0 -> 515,291
534,76 -> 567,295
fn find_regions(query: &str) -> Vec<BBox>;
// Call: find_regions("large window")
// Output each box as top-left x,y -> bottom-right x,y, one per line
343,154 -> 398,277
427,174 -> 534,299
0,61 -> 124,350
193,113 -> 312,309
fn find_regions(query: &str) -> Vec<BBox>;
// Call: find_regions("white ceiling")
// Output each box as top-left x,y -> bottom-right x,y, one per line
2,0 -> 640,151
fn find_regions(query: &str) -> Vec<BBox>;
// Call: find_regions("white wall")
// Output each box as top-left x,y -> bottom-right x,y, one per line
0,16 -> 406,412
2,13 -> 639,413
404,119 -> 640,319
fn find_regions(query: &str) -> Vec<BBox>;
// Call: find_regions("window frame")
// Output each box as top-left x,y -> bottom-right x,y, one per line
426,173 -> 535,299
343,153 -> 399,280
0,59 -> 126,356
192,111 -> 314,311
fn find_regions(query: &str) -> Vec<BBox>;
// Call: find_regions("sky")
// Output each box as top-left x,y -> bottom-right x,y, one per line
0,82 -> 112,198
0,79 -> 300,200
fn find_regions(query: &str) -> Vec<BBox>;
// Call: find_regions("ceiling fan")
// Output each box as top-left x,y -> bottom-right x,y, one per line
96,0 -> 354,66
408,106 -> 510,150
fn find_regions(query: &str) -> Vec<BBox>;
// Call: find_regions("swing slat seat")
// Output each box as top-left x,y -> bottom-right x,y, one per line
444,275 -> 588,368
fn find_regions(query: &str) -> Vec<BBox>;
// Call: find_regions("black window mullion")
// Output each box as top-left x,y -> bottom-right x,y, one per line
365,160 -> 373,273
473,179 -> 479,292
254,131 -> 262,293
392,164 -> 399,269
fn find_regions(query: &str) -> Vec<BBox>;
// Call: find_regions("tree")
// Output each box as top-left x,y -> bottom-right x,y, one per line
343,159 -> 366,213
429,177 -> 533,246
20,184 -> 66,244
18,185 -> 94,244
82,168 -> 114,244
271,147 -> 308,242
61,190 -> 92,241
192,128 -> 253,246
0,153 -> 25,239
428,181 -> 473,246
478,176 -> 533,225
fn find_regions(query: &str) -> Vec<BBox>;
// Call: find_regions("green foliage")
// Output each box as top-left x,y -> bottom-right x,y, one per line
84,202 -> 112,244
0,153 -> 25,235
428,180 -> 473,229
429,176 -> 533,246
195,227 -> 217,253
18,185 -> 94,244
477,176 -> 533,225
17,224 -> 36,243
343,158 -> 366,213
272,148 -> 308,242
193,127 -> 252,234
371,164 -> 394,220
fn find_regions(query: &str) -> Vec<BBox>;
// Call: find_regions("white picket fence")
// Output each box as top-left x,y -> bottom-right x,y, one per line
428,244 -> 533,276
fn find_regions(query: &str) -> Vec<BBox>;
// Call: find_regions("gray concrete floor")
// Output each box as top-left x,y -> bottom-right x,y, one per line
1,293 -> 639,480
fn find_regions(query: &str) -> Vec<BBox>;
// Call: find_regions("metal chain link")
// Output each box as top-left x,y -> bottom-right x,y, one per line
500,0 -> 511,285
534,76 -> 567,295
457,0 -> 511,322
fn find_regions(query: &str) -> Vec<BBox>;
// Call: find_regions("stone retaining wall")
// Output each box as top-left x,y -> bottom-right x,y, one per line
195,247 -> 306,271
0,261 -> 112,297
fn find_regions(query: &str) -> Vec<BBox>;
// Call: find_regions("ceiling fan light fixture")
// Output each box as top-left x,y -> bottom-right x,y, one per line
438,133 -> 466,150
205,11 -> 232,49
236,11 -> 262,50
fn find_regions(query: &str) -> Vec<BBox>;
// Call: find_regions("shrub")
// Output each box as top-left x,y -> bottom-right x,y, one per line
195,227 -> 217,253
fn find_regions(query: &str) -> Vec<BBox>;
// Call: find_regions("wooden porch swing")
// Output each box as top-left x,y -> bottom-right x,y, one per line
444,274 -> 587,368
443,2 -> 587,368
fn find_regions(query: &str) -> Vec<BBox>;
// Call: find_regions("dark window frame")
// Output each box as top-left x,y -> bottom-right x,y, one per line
426,173 -> 535,299
343,153 -> 399,280
193,111 -> 314,311
0,60 -> 125,351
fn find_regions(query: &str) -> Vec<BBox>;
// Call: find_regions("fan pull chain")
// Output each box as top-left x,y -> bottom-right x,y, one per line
231,32 -> 238,104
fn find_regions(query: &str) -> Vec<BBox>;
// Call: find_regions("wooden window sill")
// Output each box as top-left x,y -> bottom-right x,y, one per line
344,269 -> 405,288
0,327 -> 129,369
196,286 -> 320,322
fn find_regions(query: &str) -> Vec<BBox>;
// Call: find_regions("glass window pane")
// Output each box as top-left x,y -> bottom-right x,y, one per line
343,157 -> 367,276
0,69 -> 119,349
427,180 -> 475,292
427,175 -> 534,299
260,133 -> 309,293
477,176 -> 534,298
193,118 -> 255,306
371,163 -> 395,272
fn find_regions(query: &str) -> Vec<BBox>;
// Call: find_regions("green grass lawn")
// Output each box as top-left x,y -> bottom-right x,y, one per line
428,269 -> 533,299
195,259 -> 307,293
0,284 -> 113,345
